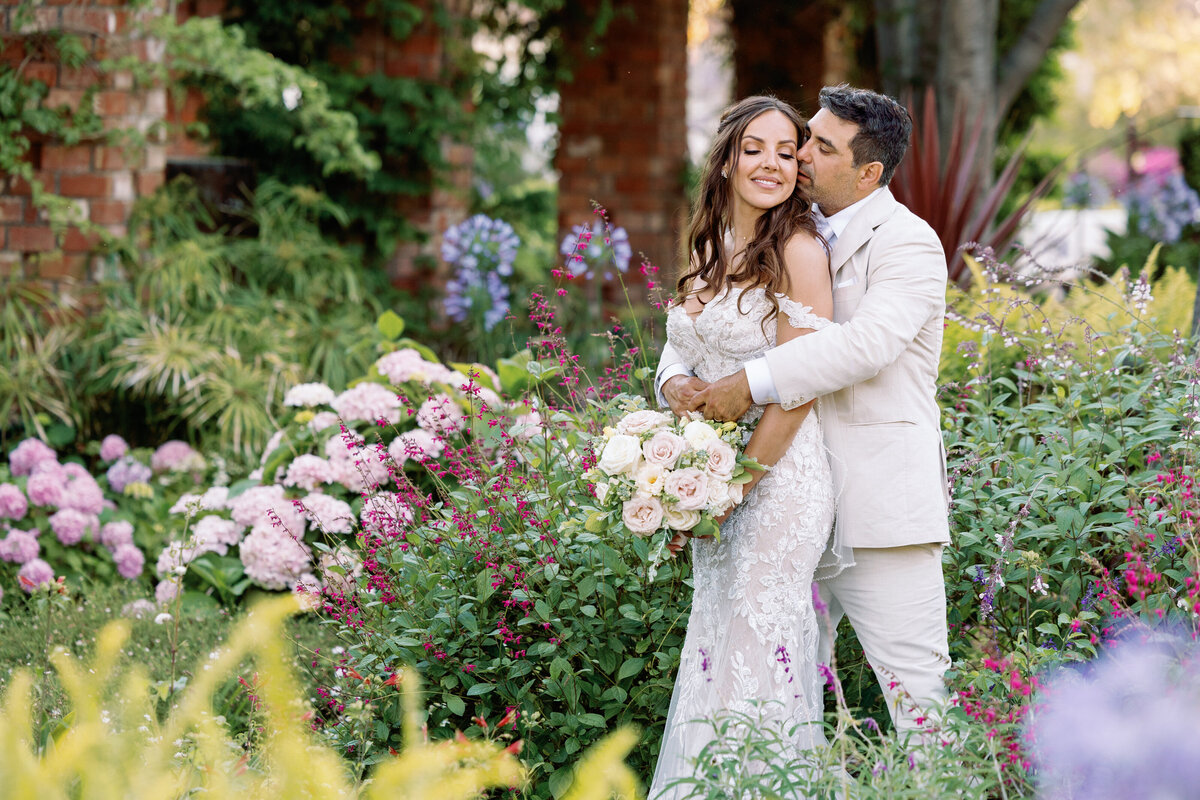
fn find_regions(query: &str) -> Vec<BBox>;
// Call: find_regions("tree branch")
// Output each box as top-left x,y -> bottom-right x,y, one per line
995,0 -> 1081,116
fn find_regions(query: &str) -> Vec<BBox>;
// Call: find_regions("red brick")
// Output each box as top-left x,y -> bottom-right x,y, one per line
0,253 -> 20,278
94,90 -> 129,116
59,173 -> 111,198
31,252 -> 87,280
89,198 -> 131,225
0,39 -> 27,66
95,146 -> 135,170
62,227 -> 101,253
45,88 -> 85,112
195,0 -> 228,16
134,170 -> 164,196
62,8 -> 117,36
0,198 -> 23,223
41,144 -> 93,170
59,65 -> 101,89
23,61 -> 58,87
9,226 -> 56,252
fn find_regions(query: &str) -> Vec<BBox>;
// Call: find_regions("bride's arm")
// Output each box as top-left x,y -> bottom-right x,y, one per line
735,233 -> 832,499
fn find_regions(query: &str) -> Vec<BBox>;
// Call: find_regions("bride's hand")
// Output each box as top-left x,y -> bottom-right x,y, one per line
665,531 -> 691,555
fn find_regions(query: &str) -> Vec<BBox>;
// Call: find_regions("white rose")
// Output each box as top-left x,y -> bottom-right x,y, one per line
703,440 -> 737,479
617,409 -> 671,436
706,477 -> 733,514
664,467 -> 709,511
663,505 -> 701,531
682,420 -> 720,451
634,463 -> 666,496
622,495 -> 664,535
728,482 -> 745,505
597,434 -> 642,476
594,482 -> 611,504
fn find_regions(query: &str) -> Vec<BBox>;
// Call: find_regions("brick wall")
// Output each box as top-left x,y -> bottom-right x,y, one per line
556,0 -> 690,278
0,0 -> 167,281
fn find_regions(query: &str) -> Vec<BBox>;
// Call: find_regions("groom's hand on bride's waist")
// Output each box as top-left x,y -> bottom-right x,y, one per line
662,375 -> 708,419
691,371 -> 752,421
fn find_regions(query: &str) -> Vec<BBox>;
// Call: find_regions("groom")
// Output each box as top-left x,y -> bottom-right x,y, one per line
658,84 -> 950,737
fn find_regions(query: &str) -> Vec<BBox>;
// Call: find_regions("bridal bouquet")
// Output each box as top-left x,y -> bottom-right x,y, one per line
581,396 -> 763,575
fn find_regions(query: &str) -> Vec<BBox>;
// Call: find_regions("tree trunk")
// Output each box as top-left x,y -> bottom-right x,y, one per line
728,0 -> 836,112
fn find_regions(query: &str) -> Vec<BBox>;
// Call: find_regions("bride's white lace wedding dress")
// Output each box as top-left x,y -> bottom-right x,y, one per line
650,286 -> 839,799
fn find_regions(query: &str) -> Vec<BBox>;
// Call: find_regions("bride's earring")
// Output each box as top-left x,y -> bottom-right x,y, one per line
721,168 -> 728,179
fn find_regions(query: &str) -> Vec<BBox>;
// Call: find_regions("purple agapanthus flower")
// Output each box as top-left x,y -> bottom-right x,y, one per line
1122,173 -> 1200,243
441,214 -> 518,331
559,218 -> 632,280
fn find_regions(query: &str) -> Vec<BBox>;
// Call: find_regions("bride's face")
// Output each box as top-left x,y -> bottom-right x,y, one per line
725,109 -> 799,217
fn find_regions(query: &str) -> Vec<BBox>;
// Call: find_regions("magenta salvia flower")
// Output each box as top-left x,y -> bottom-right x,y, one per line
239,523 -> 312,590
283,382 -> 336,408
299,492 -> 355,534
112,544 -> 145,579
360,493 -> 414,537
17,558 -> 54,592
0,529 -> 39,564
151,440 -> 204,472
49,508 -> 99,545
99,434 -> 129,462
327,438 -> 391,493
389,428 -> 444,463
8,438 -> 56,477
106,456 -> 152,493
375,349 -> 458,386
283,454 -> 334,491
330,382 -> 403,425
0,483 -> 28,520
99,520 -> 135,550
192,515 -> 244,556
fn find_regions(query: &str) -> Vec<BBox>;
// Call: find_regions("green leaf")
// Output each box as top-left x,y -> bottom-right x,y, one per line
617,657 -> 645,681
549,765 -> 575,799
445,694 -> 466,715
466,682 -> 495,697
376,310 -> 405,340
576,713 -> 607,727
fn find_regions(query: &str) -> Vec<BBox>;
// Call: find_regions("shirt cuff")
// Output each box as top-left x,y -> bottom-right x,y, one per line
744,357 -> 780,405
656,363 -> 694,407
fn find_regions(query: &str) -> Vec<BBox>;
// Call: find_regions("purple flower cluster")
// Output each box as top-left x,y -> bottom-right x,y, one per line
107,456 -> 152,493
99,434 -> 129,462
1122,172 -> 1200,243
1029,633 -> 1200,799
441,214 -> 518,331
560,218 -> 632,279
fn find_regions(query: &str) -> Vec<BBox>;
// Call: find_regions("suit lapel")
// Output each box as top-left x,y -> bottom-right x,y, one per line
828,188 -> 899,284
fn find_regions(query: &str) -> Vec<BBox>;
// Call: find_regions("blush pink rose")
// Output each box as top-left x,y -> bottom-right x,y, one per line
622,495 -> 664,535
703,440 -> 737,479
664,467 -> 709,511
643,431 -> 687,469
616,409 -> 671,436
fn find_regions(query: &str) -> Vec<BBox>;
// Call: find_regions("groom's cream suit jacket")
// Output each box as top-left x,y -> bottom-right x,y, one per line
765,187 -> 950,549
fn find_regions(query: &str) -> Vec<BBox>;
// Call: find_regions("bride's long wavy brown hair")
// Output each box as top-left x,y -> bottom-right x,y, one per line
676,95 -> 820,328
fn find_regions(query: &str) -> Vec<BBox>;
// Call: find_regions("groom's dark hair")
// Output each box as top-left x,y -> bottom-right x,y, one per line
819,85 -> 911,186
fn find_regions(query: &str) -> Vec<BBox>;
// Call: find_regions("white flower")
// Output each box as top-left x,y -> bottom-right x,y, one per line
597,434 -> 642,476
663,505 -> 701,531
616,409 -> 670,436
622,495 -> 664,535
281,83 -> 302,110
705,477 -> 733,514
594,482 -> 611,504
634,463 -> 666,496
283,382 -> 335,408
682,420 -> 720,451
154,612 -> 172,625
664,467 -> 709,511
642,430 -> 687,469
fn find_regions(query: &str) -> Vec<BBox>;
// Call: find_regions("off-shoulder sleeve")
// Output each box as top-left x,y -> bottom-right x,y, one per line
775,294 -> 833,331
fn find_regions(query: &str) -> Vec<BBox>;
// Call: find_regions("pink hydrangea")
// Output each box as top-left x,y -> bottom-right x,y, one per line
18,558 -> 55,592
227,484 -> 305,533
25,469 -> 64,508
151,440 -> 204,473
330,382 -> 403,424
375,349 -> 458,386
0,529 -> 39,564
99,520 -> 136,549
389,428 -> 445,464
9,439 -> 56,477
299,492 -> 355,534
155,577 -> 181,605
58,473 -> 105,515
106,457 -> 152,493
282,382 -> 336,408
0,483 -> 28,520
238,524 -> 313,590
329,439 -> 392,493
191,515 -> 244,556
283,454 -> 334,491
112,544 -> 145,579
360,493 -> 414,538
122,598 -> 157,619
308,411 -> 340,433
48,509 -> 99,545
416,394 -> 466,436
99,434 -> 129,462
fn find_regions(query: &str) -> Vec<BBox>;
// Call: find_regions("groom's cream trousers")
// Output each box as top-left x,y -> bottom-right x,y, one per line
816,543 -> 950,736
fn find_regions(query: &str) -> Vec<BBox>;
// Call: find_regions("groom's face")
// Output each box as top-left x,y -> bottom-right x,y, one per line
797,109 -> 875,216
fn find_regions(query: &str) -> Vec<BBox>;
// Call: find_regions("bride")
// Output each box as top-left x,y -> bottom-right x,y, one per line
650,95 -> 846,798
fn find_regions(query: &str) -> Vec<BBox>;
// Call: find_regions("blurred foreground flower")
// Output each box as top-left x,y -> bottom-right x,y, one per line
1028,632 -> 1200,799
